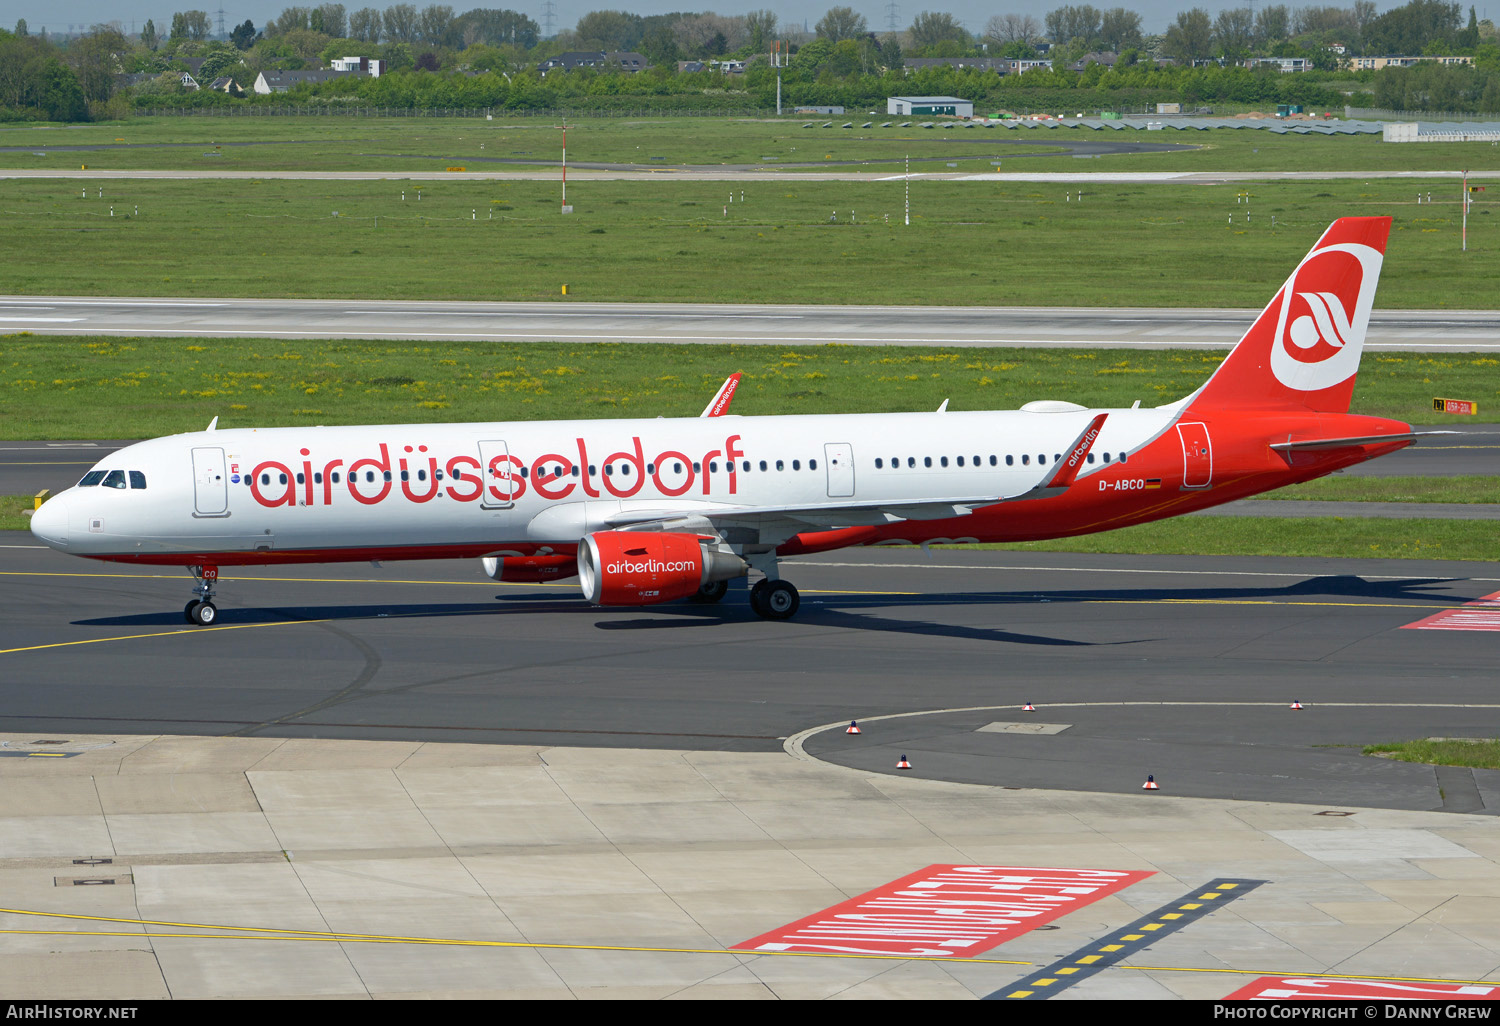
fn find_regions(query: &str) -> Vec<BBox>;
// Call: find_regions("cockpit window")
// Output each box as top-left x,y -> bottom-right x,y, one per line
101,470 -> 127,489
129,471 -> 147,489
78,471 -> 106,487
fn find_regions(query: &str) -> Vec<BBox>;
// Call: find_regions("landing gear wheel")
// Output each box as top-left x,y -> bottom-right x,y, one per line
191,601 -> 218,626
184,600 -> 201,623
690,579 -> 729,604
752,579 -> 799,621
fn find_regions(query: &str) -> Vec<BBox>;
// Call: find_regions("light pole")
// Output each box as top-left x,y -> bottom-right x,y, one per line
556,120 -> 571,214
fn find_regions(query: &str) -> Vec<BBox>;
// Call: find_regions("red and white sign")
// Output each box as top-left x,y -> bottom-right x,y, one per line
732,864 -> 1153,958
1226,977 -> 1500,1000
1402,592 -> 1500,632
1435,398 -> 1478,415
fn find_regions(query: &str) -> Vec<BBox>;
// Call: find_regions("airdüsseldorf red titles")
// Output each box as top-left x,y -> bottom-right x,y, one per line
247,434 -> 746,508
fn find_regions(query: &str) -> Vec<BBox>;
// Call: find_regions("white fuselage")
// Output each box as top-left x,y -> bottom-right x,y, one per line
33,408 -> 1178,562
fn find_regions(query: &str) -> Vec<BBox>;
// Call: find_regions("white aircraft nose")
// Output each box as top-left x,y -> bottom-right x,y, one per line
30,495 -> 69,549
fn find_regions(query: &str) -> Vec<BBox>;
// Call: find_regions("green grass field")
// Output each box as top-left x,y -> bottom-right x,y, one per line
1250,475 -> 1500,502
2,177 -> 1495,305
3,336 -> 1491,436
1365,738 -> 1500,769
5,117 -> 1500,174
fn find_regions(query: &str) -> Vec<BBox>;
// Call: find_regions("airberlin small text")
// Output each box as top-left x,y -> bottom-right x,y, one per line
5,1007 -> 138,1020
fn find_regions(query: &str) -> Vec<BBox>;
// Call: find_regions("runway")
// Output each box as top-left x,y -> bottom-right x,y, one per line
3,296 -> 1499,351
2,541 -> 1497,813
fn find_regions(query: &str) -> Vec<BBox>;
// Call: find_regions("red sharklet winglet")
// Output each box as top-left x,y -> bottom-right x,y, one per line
701,373 -> 742,418
1041,413 -> 1109,491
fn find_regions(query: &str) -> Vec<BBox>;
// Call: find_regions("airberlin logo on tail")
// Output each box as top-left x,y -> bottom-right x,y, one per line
1269,241 -> 1383,393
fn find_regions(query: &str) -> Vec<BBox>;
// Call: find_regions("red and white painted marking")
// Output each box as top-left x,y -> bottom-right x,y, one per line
1402,592 -> 1500,632
1226,977 -> 1500,1000
732,864 -> 1153,958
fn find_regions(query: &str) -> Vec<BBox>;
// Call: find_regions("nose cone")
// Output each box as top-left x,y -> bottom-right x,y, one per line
30,495 -> 68,549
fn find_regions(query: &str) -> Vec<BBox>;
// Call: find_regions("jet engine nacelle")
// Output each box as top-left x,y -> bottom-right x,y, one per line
481,553 -> 579,583
578,531 -> 747,606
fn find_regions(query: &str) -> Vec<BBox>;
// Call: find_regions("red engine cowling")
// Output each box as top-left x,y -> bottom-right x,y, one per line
578,531 -> 746,606
481,553 -> 579,583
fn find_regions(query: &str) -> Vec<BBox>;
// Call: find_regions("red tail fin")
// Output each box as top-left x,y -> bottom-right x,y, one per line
1189,217 -> 1391,414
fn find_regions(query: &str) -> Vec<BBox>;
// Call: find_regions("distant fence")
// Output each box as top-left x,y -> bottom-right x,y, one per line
137,106 -> 775,118
1345,105 -> 1498,122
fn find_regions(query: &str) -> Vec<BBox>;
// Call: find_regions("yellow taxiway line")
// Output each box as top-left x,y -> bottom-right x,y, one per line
0,909 -> 1495,988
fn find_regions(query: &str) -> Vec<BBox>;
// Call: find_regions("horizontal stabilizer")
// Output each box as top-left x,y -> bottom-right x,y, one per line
1270,432 -> 1418,452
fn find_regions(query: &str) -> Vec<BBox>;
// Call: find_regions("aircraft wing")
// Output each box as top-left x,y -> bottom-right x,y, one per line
602,414 -> 1110,537
604,496 -> 997,533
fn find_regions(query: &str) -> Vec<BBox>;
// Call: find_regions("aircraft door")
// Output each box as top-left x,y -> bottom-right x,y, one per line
1176,422 -> 1212,489
478,439 -> 516,509
824,442 -> 855,498
191,446 -> 229,517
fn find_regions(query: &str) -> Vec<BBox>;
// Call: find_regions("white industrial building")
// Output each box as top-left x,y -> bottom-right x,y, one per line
887,96 -> 973,117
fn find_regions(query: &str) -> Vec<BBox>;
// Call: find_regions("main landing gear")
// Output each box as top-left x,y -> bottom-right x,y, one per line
750,578 -> 800,620
183,564 -> 219,626
743,551 -> 800,621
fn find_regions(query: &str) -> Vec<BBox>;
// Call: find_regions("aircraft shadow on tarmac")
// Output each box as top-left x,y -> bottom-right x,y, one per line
72,574 -> 1460,646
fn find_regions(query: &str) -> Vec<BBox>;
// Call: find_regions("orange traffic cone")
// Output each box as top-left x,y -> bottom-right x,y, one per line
897,754 -> 911,769
1142,774 -> 1159,790
1290,700 -> 1303,710
1022,702 -> 1036,712
846,720 -> 862,735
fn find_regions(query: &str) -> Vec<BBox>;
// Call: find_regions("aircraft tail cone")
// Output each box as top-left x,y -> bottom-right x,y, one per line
846,720 -> 861,735
1142,774 -> 1159,790
897,754 -> 911,770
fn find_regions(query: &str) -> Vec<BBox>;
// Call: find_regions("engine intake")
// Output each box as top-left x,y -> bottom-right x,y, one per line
578,531 -> 746,606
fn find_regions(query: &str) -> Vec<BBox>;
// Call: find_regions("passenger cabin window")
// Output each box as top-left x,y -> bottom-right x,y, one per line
79,471 -> 106,487
129,471 -> 147,489
810,459 -> 818,470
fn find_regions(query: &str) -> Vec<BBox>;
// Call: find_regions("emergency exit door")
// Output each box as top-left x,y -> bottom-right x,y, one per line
824,443 -> 855,498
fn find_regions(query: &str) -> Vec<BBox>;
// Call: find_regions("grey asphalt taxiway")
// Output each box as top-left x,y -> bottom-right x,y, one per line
3,540 -> 1498,814
7,538 -> 1500,997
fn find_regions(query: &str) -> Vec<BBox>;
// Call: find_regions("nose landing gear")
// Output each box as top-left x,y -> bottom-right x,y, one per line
184,565 -> 219,625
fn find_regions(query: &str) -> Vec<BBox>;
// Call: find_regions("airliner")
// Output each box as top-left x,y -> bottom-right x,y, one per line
31,217 -> 1418,625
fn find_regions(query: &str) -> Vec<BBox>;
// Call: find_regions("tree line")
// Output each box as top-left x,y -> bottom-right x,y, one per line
4,1 -> 1500,122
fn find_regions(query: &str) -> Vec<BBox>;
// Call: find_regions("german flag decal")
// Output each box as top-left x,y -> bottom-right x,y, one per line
1144,479 -> 1162,489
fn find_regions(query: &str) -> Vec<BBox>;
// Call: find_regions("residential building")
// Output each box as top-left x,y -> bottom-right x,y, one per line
330,56 -> 385,77
253,69 -> 361,94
